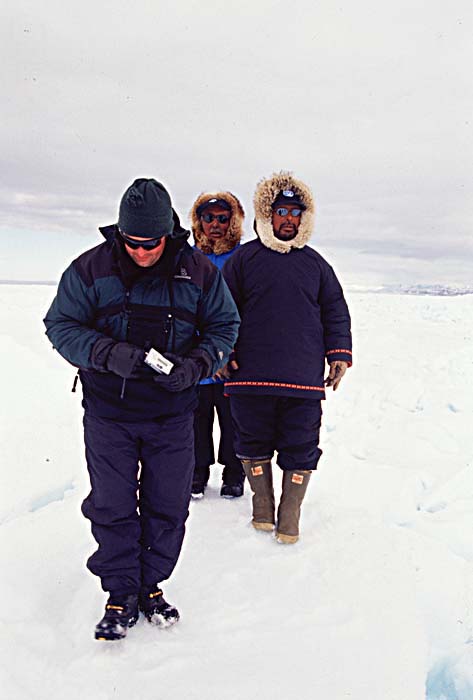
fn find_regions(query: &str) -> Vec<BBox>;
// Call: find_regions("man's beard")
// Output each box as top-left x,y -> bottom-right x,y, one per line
274,224 -> 298,241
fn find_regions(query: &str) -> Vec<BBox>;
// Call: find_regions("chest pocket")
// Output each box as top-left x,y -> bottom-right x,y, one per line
126,304 -> 172,352
126,303 -> 199,353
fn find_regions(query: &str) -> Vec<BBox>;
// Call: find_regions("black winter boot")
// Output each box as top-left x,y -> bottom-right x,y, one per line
139,585 -> 180,628
220,482 -> 244,498
191,466 -> 210,499
94,593 -> 139,641
221,463 -> 245,499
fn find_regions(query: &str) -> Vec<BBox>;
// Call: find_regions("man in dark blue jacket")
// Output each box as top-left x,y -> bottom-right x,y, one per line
44,178 -> 240,641
222,172 -> 352,545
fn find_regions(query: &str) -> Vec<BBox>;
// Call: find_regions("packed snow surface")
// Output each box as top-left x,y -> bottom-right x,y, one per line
1,284 -> 472,700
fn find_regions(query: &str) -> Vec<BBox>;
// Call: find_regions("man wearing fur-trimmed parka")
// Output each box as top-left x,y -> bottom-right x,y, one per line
190,192 -> 245,499
222,172 -> 352,544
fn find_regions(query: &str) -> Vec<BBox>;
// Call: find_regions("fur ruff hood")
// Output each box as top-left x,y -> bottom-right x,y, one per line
191,191 -> 244,255
254,171 -> 315,254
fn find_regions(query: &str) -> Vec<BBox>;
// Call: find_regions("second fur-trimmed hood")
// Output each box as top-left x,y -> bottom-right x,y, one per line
254,172 -> 315,254
190,191 -> 244,255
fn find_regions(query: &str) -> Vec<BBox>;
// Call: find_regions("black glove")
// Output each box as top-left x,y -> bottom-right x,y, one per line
105,342 -> 145,379
153,354 -> 203,392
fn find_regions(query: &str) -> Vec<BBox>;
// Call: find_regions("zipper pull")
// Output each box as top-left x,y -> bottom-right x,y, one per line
71,370 -> 80,393
164,314 -> 173,335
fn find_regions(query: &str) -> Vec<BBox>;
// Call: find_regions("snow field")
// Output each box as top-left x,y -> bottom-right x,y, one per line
1,285 -> 472,700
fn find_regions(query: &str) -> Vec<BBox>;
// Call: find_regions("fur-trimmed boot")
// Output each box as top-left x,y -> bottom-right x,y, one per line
276,470 -> 312,544
241,459 -> 275,531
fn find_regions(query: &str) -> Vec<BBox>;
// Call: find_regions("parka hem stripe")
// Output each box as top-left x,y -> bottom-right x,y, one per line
224,381 -> 325,391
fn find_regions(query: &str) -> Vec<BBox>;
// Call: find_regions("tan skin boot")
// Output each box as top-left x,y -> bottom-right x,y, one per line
241,459 -> 275,531
276,470 -> 312,544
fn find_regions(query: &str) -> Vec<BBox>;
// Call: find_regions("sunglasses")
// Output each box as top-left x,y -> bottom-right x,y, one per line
119,230 -> 165,250
274,207 -> 302,217
201,213 -> 230,224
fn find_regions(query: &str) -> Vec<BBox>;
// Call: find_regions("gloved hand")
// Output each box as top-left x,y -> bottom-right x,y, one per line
213,358 -> 239,380
106,342 -> 145,379
153,353 -> 203,392
324,360 -> 348,391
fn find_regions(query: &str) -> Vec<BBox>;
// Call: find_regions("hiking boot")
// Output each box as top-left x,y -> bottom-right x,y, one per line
191,467 -> 210,499
241,458 -> 275,531
276,469 -> 312,544
94,593 -> 139,641
139,585 -> 180,628
191,476 -> 208,499
220,481 -> 244,498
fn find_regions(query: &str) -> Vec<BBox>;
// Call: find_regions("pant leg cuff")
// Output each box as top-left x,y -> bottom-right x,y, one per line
276,457 -> 319,471
236,453 -> 273,460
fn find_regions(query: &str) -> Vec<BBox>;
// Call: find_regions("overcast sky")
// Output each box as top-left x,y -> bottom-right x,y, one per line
2,0 -> 472,285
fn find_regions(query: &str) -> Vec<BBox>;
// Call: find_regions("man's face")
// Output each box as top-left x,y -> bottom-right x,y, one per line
123,235 -> 167,267
200,205 -> 231,242
271,205 -> 302,241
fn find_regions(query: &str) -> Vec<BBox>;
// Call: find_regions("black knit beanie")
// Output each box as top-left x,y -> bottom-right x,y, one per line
118,178 -> 174,238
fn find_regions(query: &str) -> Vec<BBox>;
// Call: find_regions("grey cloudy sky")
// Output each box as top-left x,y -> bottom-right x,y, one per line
2,0 -> 472,284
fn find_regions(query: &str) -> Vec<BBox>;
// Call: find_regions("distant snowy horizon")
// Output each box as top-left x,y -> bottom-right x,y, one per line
2,230 -> 473,291
2,279 -> 472,298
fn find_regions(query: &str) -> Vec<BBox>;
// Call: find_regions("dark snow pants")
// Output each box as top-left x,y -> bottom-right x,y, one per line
230,395 -> 323,471
81,412 -> 194,595
193,383 -> 244,486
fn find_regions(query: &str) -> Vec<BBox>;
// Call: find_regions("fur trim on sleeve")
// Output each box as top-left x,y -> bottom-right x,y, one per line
253,172 -> 315,254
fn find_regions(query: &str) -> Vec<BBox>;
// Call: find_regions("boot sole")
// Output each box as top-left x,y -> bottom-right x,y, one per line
252,521 -> 274,532
95,615 -> 138,641
275,532 -> 299,544
95,630 -> 126,641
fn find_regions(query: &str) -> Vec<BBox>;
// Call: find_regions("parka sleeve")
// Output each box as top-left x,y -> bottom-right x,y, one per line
43,263 -> 105,369
194,269 -> 240,375
318,263 -> 353,366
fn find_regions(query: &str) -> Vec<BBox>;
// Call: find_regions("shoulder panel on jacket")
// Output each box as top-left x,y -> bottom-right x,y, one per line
71,241 -> 116,288
301,245 -> 331,267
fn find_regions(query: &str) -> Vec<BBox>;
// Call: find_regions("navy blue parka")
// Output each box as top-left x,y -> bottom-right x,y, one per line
222,173 -> 352,400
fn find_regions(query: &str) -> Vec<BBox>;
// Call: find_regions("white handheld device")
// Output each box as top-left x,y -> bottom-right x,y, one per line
144,348 -> 174,375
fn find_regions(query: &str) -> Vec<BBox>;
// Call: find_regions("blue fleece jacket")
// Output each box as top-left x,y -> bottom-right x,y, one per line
194,244 -> 240,385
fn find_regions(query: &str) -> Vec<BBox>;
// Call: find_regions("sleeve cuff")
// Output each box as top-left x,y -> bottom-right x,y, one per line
326,349 -> 353,367
187,348 -> 214,379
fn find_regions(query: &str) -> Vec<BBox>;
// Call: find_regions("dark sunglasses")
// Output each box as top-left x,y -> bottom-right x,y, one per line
274,207 -> 302,217
119,230 -> 164,250
201,213 -> 230,224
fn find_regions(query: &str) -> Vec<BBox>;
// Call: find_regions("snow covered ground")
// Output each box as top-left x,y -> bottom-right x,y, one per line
1,283 -> 473,700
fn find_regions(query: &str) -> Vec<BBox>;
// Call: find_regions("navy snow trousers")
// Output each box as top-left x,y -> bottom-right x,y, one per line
81,412 -> 194,595
194,383 -> 244,486
230,395 -> 323,471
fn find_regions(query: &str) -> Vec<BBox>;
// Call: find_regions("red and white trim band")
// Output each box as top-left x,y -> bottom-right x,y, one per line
326,349 -> 352,355
224,381 -> 325,391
